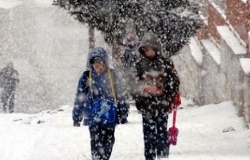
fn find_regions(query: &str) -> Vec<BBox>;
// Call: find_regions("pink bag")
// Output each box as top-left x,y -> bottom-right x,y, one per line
169,108 -> 179,145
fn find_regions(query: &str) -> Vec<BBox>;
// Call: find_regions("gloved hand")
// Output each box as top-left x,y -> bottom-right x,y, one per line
122,112 -> 129,124
117,114 -> 128,124
121,118 -> 128,124
168,107 -> 173,113
73,121 -> 81,127
173,91 -> 181,107
169,91 -> 181,113
143,85 -> 163,96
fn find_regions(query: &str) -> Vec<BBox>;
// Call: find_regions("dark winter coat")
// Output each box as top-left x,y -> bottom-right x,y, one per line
73,47 -> 128,128
132,33 -> 180,115
0,66 -> 20,94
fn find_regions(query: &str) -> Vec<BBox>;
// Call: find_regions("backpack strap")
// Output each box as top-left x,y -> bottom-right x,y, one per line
108,69 -> 117,102
88,70 -> 93,99
88,69 -> 117,102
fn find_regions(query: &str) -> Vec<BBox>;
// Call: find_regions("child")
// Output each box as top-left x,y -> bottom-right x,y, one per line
132,32 -> 180,160
72,47 -> 128,160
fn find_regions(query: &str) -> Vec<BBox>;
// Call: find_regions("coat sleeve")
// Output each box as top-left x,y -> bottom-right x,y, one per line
163,58 -> 180,103
72,71 -> 90,123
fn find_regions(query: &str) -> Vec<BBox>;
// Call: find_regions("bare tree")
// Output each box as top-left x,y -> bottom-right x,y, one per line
88,25 -> 95,51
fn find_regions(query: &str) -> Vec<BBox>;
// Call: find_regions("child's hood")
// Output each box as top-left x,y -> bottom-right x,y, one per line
138,32 -> 162,57
87,47 -> 109,68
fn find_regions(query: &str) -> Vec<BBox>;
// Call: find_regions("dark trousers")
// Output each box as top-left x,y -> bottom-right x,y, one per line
1,90 -> 15,113
142,113 -> 169,160
89,124 -> 115,160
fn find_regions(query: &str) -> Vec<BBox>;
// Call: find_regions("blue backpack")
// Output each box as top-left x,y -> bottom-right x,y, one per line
89,69 -> 117,123
91,98 -> 117,123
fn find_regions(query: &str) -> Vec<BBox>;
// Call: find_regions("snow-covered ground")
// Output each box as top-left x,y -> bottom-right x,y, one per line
0,99 -> 249,160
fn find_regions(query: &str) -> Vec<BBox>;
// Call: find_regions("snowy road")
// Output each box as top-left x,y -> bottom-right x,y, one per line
0,100 -> 249,160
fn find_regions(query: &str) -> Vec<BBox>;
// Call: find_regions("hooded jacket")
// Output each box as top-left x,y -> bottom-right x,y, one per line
132,33 -> 180,115
73,47 -> 128,127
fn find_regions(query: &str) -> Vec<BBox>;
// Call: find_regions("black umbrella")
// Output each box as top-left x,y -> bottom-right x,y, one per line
54,0 -> 202,57
131,0 -> 202,57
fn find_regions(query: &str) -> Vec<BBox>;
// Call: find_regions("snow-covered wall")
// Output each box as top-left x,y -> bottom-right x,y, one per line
240,58 -> 250,127
172,44 -> 203,105
173,25 -> 249,127
218,26 -> 246,117
173,37 -> 227,106
200,39 -> 227,103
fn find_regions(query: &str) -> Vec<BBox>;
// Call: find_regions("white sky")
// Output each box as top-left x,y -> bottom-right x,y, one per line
0,0 -> 22,9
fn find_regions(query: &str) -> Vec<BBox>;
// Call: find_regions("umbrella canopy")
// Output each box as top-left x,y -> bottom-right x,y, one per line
55,0 -> 202,57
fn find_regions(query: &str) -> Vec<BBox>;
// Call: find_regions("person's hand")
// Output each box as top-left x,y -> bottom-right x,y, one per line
173,91 -> 181,107
73,121 -> 80,127
169,91 -> 181,113
143,85 -> 163,96
168,107 -> 173,113
121,118 -> 128,124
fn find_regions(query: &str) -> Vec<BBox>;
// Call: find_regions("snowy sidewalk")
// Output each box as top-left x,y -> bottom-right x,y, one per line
0,100 -> 249,160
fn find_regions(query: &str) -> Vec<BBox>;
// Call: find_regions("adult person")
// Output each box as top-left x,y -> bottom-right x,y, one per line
0,62 -> 20,113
